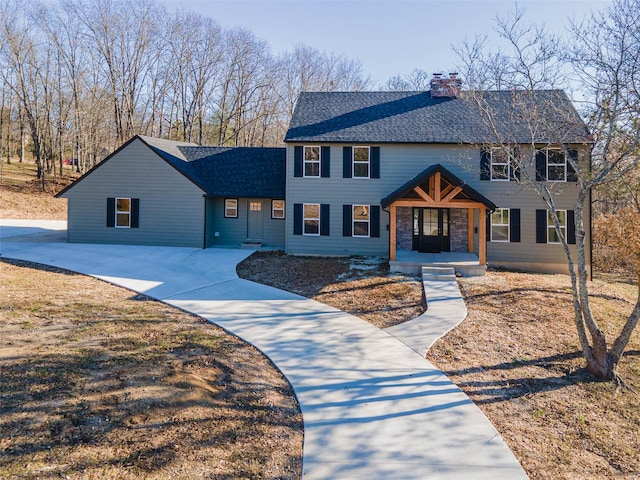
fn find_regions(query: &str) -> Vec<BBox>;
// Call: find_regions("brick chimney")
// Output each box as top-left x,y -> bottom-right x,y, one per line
430,72 -> 462,98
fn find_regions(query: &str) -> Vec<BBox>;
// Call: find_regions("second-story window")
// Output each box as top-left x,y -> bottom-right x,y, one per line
304,146 -> 320,177
353,146 -> 370,178
490,148 -> 510,181
547,149 -> 567,182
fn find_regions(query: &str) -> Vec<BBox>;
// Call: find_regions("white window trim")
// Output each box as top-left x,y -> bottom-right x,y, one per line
490,148 -> 511,182
352,146 -> 370,179
547,209 -> 567,244
546,149 -> 567,183
303,203 -> 320,236
352,204 -> 370,238
115,197 -> 131,228
225,198 -> 238,218
490,208 -> 510,242
303,146 -> 321,178
272,200 -> 285,219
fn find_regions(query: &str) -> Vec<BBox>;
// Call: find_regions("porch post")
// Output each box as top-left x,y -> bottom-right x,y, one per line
478,206 -> 487,265
390,204 -> 397,261
467,208 -> 474,253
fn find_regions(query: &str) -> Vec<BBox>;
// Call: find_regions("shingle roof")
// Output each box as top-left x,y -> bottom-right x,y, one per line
140,137 -> 285,198
285,90 -> 590,145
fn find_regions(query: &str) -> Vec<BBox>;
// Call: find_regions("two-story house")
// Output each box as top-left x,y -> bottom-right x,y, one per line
57,75 -> 590,276
283,74 -> 591,275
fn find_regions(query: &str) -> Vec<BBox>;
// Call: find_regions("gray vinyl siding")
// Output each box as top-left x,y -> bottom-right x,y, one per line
61,138 -> 205,247
286,143 -> 590,271
205,197 -> 285,248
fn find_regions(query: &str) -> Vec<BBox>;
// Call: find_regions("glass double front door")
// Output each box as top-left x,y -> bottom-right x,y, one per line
412,208 -> 450,253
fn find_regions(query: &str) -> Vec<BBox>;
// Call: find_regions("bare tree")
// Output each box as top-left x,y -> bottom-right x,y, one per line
163,10 -> 223,143
276,44 -> 370,121
383,68 -> 433,91
69,0 -> 162,144
0,0 -> 54,183
456,3 -> 640,381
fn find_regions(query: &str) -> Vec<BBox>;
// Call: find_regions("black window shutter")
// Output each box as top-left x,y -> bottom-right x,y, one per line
480,149 -> 490,180
510,208 -> 520,242
536,209 -> 547,243
294,146 -> 303,177
371,147 -> 380,179
535,151 -> 547,181
567,149 -> 578,182
343,204 -> 352,236
321,146 -> 331,178
343,146 -> 352,178
567,210 -> 576,244
106,198 -> 115,227
293,203 -> 303,235
320,204 -> 330,236
510,147 -> 521,181
370,205 -> 380,237
131,198 -> 140,228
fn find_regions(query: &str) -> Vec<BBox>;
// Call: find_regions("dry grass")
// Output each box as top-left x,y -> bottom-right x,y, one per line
0,161 -> 76,220
427,270 -> 640,480
6,163 -> 639,478
0,259 -> 302,479
240,253 -> 640,479
237,251 -> 425,328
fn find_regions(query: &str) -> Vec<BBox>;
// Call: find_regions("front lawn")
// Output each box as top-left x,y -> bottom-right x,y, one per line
239,252 -> 640,480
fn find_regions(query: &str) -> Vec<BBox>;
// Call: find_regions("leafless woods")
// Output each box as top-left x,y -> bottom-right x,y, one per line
0,0 -> 370,177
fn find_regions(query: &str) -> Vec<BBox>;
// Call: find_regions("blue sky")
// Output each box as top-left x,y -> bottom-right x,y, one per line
159,0 -> 610,86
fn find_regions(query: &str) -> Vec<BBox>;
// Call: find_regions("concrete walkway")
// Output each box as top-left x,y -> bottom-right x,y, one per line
1,220 -> 528,479
385,268 -> 468,357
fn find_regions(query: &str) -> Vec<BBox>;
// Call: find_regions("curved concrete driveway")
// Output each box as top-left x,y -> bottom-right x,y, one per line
1,220 -> 528,479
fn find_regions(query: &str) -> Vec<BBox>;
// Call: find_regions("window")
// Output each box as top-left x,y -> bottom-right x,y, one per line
547,149 -> 567,182
272,200 -> 285,219
303,203 -> 320,235
107,198 -> 139,228
490,148 -> 510,181
490,208 -> 510,242
225,199 -> 238,218
547,210 -> 566,244
353,146 -> 370,178
353,205 -> 370,237
304,146 -> 320,177
116,198 -> 131,228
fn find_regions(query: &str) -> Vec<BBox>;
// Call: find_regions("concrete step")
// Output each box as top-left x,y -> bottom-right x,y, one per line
422,266 -> 455,275
422,266 -> 456,282
423,274 -> 457,282
241,242 -> 262,249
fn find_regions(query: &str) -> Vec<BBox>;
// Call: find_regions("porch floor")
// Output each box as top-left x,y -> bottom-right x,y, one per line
390,250 -> 485,277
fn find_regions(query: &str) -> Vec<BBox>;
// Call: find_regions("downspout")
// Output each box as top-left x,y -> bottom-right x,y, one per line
202,195 -> 207,249
381,204 -> 390,260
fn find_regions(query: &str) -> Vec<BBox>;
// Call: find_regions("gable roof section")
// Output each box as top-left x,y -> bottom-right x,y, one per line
57,135 -> 285,199
381,164 -> 497,210
180,146 -> 285,198
285,90 -> 589,145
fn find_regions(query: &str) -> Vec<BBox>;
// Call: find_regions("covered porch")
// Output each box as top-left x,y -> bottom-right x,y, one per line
389,250 -> 485,276
381,164 -> 496,277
